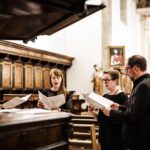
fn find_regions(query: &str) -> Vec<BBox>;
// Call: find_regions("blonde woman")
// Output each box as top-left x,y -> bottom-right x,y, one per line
37,68 -> 70,111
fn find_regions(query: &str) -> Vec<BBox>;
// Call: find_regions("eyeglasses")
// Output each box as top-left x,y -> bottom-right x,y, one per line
102,78 -> 113,82
125,67 -> 132,72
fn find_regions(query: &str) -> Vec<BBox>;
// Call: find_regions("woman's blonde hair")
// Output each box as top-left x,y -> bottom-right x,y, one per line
49,68 -> 68,96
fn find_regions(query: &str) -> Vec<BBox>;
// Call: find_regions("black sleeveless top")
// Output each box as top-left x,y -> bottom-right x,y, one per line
98,92 -> 128,145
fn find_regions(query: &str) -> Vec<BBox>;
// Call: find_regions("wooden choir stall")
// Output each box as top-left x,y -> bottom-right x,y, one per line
0,40 -> 75,149
0,40 -> 74,107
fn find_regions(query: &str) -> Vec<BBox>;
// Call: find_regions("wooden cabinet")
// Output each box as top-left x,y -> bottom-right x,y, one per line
24,65 -> 34,89
34,66 -> 43,89
1,61 -> 12,88
0,111 -> 70,150
14,63 -> 23,89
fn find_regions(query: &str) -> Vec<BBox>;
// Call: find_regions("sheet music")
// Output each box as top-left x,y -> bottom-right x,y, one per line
38,91 -> 65,110
38,91 -> 51,109
2,94 -> 31,109
0,108 -> 21,113
83,92 -> 113,109
15,108 -> 51,114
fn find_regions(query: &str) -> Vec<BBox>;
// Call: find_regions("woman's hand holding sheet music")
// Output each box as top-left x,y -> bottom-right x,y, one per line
110,103 -> 120,110
37,101 -> 45,109
101,107 -> 111,116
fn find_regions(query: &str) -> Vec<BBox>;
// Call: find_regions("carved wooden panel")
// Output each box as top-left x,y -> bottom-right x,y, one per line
14,63 -> 23,88
0,41 -> 73,92
24,65 -> 33,89
34,66 -> 42,89
1,61 -> 12,88
43,67 -> 50,89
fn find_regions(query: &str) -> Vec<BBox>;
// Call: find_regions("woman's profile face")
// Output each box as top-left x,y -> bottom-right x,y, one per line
51,73 -> 62,89
103,73 -> 116,91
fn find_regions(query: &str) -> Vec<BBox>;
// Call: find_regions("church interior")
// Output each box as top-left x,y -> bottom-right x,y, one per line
0,0 -> 150,149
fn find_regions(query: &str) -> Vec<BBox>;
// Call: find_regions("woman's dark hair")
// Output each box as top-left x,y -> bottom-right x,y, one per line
103,69 -> 119,80
128,55 -> 147,71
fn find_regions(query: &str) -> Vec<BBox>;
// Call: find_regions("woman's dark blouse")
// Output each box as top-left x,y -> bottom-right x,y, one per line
98,92 -> 128,145
40,89 -> 71,111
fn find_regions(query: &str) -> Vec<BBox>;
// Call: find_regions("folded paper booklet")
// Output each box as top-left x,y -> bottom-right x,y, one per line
1,94 -> 32,109
83,92 -> 113,109
38,91 -> 65,110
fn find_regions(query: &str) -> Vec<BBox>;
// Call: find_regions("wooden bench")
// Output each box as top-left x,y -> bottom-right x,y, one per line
69,114 -> 100,150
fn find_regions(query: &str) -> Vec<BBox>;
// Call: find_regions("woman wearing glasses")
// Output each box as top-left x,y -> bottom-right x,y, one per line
99,70 -> 127,150
89,69 -> 127,150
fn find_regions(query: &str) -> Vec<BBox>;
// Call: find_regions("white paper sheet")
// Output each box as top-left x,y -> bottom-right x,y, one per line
83,92 -> 113,109
2,94 -> 31,109
15,108 -> 51,114
38,91 -> 65,110
0,108 -> 21,113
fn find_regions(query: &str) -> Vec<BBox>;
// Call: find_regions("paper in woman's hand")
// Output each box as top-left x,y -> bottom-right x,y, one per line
38,91 -> 65,110
2,94 -> 31,109
83,92 -> 113,109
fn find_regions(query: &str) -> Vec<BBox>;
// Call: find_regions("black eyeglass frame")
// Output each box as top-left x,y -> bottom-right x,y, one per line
102,78 -> 113,82
125,66 -> 132,73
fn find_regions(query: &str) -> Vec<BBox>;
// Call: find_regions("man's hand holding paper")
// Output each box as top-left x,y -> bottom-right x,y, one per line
101,102 -> 120,116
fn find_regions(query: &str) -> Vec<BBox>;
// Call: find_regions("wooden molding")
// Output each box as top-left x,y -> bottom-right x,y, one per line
0,40 -> 74,66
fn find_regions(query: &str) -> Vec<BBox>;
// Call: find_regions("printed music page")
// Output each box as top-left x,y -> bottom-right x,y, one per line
38,91 -> 65,110
2,94 -> 31,109
83,92 -> 113,109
